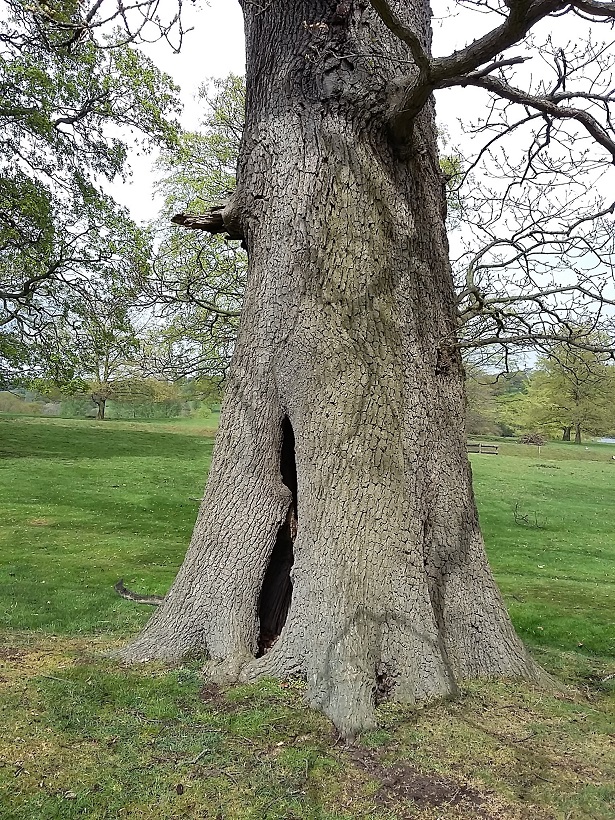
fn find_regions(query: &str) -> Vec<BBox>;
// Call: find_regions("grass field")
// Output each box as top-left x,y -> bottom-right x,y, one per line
0,416 -> 613,819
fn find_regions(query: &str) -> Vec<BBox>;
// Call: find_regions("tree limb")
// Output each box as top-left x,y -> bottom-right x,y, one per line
443,74 -> 615,161
569,0 -> 615,18
431,1 -> 564,83
382,0 -> 566,138
369,0 -> 430,76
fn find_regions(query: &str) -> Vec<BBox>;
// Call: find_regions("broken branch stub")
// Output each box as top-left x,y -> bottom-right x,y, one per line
171,203 -> 244,241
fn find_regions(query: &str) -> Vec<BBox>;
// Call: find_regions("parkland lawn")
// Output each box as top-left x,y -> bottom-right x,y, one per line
0,416 -> 613,819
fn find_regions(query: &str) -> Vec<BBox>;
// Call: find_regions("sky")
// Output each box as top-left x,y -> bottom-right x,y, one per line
111,0 -> 246,221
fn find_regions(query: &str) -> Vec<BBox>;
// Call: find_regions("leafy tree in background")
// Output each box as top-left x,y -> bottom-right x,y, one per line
519,344 -> 615,442
0,0 -> 181,381
464,366 -> 500,437
139,76 -> 247,382
465,367 -> 531,437
31,286 -> 142,418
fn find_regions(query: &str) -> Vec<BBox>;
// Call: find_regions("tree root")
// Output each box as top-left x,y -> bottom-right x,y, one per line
114,579 -> 163,606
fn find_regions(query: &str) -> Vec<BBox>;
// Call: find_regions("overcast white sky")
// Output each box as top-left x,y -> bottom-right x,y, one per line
112,0 -> 246,221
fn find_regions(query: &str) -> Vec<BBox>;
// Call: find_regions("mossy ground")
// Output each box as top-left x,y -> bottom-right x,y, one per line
0,418 -> 613,818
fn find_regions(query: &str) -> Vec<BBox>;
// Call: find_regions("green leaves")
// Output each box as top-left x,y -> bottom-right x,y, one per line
513,341 -> 615,440
140,75 -> 247,381
0,0 -> 181,382
156,75 -> 244,216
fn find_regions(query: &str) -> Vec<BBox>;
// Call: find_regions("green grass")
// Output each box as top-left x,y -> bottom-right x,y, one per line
0,415 -> 215,635
471,439 -> 615,659
0,418 -> 614,819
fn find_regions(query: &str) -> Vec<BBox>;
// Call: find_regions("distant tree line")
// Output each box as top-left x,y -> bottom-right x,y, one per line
0,377 -> 221,421
466,342 -> 615,443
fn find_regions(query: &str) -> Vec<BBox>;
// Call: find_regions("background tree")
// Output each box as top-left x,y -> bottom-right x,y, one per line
519,344 -> 615,442
139,76 -> 247,382
32,285 -> 144,419
464,366 -> 500,436
464,366 -> 530,437
120,1 -> 615,738
68,298 -> 141,421
0,0 -> 181,380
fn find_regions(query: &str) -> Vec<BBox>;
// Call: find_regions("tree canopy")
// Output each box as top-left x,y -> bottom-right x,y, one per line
139,75 -> 246,382
519,342 -> 615,441
0,0 -> 181,383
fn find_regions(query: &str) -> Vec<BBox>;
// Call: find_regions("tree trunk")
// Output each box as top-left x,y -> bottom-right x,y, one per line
121,0 -> 539,737
562,426 -> 572,441
93,395 -> 106,420
575,423 -> 582,444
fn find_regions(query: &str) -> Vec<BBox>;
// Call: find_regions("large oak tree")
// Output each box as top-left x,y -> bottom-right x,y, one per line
122,0 -> 615,737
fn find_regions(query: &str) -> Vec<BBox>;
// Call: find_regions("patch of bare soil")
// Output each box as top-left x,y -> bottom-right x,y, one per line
198,683 -> 241,714
347,748 -> 490,817
0,646 -> 27,662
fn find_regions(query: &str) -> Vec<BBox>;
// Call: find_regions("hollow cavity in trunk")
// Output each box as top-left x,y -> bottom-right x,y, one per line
257,417 -> 297,656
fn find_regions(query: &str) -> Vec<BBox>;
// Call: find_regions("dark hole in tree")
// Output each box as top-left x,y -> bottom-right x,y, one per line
257,416 -> 297,657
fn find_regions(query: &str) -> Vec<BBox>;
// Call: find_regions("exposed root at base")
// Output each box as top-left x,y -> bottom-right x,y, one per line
114,579 -> 163,606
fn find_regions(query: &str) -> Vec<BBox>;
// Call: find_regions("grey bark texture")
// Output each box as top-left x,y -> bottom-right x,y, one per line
93,394 -> 106,421
121,0 -> 540,738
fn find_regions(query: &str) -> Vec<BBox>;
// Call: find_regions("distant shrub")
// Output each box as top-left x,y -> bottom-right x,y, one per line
60,397 -> 94,418
520,432 -> 546,446
0,391 -> 41,415
190,401 -> 219,419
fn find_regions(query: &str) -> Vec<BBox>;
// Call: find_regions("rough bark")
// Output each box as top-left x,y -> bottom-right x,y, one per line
562,426 -> 572,442
575,422 -> 582,444
93,394 -> 106,420
121,0 -> 540,737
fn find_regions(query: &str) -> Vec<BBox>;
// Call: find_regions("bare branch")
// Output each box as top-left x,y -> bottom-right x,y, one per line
457,333 -> 615,355
369,0 -> 430,75
443,74 -> 615,161
569,1 -> 615,19
432,1 -> 563,83
466,55 -> 529,79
